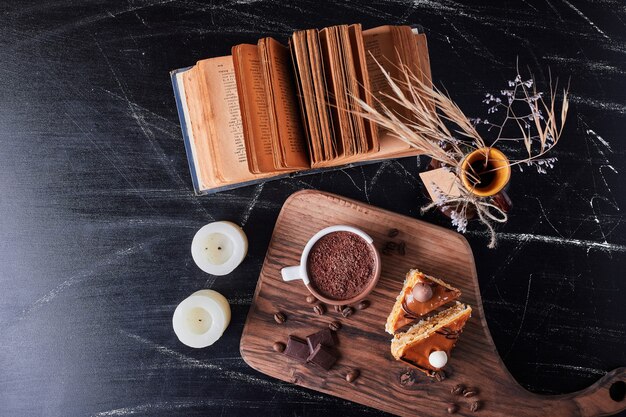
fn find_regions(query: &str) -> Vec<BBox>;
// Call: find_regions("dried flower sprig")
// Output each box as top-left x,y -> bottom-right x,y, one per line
355,58 -> 569,248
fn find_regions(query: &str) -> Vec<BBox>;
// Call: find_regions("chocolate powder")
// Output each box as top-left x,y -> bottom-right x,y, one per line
307,231 -> 375,300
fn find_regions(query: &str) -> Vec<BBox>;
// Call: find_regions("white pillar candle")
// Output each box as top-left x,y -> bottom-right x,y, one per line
172,290 -> 231,348
191,221 -> 248,276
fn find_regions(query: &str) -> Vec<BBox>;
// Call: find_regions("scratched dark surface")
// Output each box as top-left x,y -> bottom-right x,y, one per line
0,0 -> 625,416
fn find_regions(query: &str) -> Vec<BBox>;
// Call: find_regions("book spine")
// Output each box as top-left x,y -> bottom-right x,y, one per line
170,68 -> 202,194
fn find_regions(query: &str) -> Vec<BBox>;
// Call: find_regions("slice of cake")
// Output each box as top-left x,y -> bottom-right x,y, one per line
385,269 -> 461,334
390,302 -> 472,376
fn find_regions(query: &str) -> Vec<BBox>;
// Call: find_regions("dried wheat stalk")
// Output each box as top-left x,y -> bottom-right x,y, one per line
355,58 -> 569,248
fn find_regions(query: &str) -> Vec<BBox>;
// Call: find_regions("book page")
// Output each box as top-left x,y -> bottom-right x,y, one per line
196,56 -> 251,183
182,66 -> 221,189
349,24 -> 379,153
291,31 -> 324,163
262,37 -> 310,169
232,44 -> 276,173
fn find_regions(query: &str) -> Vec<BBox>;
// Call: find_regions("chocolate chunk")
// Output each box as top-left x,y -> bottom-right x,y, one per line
306,295 -> 317,304
306,344 -> 337,370
273,311 -> 286,324
329,321 -> 342,331
283,336 -> 309,362
346,369 -> 360,383
334,305 -> 345,313
356,300 -> 370,310
341,306 -> 354,318
388,228 -> 399,238
434,370 -> 446,381
272,342 -> 285,353
382,248 -> 392,256
306,328 -> 336,352
313,304 -> 326,315
447,403 -> 459,414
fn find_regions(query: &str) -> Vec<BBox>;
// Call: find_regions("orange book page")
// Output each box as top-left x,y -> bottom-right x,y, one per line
182,66 -> 221,189
232,44 -> 276,174
195,56 -> 251,184
262,37 -> 310,169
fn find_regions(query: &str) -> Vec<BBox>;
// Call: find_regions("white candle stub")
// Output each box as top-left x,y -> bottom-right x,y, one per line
428,350 -> 448,369
191,221 -> 248,276
173,290 -> 231,348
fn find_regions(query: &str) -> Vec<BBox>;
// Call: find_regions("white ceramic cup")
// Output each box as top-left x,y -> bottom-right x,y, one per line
280,225 -> 381,305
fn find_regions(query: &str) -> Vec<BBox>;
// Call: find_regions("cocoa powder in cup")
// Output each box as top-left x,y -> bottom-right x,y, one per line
306,231 -> 376,301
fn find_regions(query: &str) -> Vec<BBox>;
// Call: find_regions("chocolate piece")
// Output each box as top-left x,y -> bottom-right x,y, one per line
306,344 -> 337,370
273,311 -> 286,324
469,401 -> 481,412
346,369 -> 360,383
306,328 -> 335,352
412,283 -> 433,302
283,336 -> 309,362
434,370 -> 446,381
334,304 -> 344,313
272,342 -> 286,352
329,321 -> 342,331
388,228 -> 399,238
447,403 -> 458,414
313,304 -> 326,315
306,295 -> 317,304
341,306 -> 354,318
356,300 -> 370,310
451,384 -> 465,395
382,248 -> 392,256
307,231 -> 376,300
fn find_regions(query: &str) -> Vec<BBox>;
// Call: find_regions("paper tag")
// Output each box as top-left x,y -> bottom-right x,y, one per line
419,168 -> 461,202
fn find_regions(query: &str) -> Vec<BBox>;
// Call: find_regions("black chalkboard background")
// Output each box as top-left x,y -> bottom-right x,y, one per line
0,1 -> 624,416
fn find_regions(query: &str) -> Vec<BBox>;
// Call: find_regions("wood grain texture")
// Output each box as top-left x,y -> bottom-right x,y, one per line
241,190 -> 626,417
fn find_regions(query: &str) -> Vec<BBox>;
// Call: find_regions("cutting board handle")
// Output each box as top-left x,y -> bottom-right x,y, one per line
573,367 -> 626,417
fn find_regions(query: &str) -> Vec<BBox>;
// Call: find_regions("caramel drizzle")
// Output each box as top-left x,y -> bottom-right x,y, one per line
401,299 -> 421,320
435,326 -> 460,340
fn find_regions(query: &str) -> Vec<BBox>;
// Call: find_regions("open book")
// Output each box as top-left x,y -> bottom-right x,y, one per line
171,24 -> 432,194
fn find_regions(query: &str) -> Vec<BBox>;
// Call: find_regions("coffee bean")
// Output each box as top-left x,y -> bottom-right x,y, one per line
341,306 -> 354,318
356,300 -> 370,310
329,321 -> 342,331
398,241 -> 406,256
469,401 -> 481,412
399,371 -> 415,386
451,384 -> 465,395
346,369 -> 360,383
447,403 -> 458,414
334,304 -> 345,313
313,304 -> 326,315
463,388 -> 479,398
433,370 -> 446,381
306,295 -> 316,304
273,312 -> 286,324
388,228 -> 399,238
272,342 -> 286,352
385,241 -> 397,250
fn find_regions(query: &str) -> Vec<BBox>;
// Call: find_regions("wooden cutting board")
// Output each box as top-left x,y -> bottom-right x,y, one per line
240,190 -> 626,417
